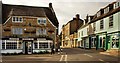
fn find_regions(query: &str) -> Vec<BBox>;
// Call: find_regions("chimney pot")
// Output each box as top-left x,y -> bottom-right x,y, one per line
76,14 -> 80,19
49,3 -> 52,8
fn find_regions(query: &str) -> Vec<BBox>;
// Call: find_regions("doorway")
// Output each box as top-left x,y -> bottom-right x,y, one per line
23,40 -> 33,54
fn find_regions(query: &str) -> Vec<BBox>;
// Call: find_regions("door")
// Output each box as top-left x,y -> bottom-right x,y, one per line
23,41 -> 33,54
27,41 -> 32,54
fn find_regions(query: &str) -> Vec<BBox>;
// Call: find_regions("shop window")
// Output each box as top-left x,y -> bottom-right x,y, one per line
39,43 -> 48,48
18,42 -> 22,49
2,41 -> 5,49
6,42 -> 17,49
34,42 -> 38,49
112,37 -> 119,48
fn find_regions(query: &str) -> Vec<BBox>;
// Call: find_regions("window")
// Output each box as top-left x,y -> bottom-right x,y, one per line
36,28 -> 46,35
97,11 -> 101,17
12,28 -> 23,34
2,41 -> 5,49
37,18 -> 46,25
6,42 -> 17,49
34,42 -> 38,49
18,42 -> 22,49
12,17 -> 23,22
109,15 -> 113,28
81,31 -> 83,36
104,7 -> 109,14
114,2 -> 120,9
39,43 -> 48,48
112,37 -> 119,48
93,23 -> 96,31
100,19 -> 104,29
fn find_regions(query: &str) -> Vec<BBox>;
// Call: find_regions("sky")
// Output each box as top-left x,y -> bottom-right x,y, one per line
1,0 -> 116,34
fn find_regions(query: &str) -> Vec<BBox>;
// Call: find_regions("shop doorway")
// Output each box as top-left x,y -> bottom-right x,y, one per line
23,40 -> 33,54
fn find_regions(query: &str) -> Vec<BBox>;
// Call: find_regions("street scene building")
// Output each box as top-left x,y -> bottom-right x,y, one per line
0,1 -> 120,63
1,3 -> 59,54
62,1 -> 120,53
61,14 -> 84,48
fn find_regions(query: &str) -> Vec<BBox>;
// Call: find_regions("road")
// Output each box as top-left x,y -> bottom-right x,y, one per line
1,48 -> 119,63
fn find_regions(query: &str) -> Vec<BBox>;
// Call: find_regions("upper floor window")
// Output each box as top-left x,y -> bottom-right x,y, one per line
12,17 -> 23,22
114,2 -> 120,9
36,28 -> 46,35
97,11 -> 101,17
93,23 -> 96,31
104,7 -> 109,14
12,28 -> 23,34
109,15 -> 113,28
81,31 -> 83,36
37,18 -> 46,25
100,19 -> 104,30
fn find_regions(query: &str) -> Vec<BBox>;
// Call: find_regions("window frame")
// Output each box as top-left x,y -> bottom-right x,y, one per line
100,19 -> 104,30
12,28 -> 23,35
109,15 -> 113,28
37,18 -> 46,25
12,16 -> 23,23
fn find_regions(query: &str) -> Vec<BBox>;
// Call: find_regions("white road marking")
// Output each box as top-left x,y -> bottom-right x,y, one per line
99,59 -> 104,61
84,54 -> 93,58
64,55 -> 67,61
59,54 -> 67,62
59,55 -> 64,61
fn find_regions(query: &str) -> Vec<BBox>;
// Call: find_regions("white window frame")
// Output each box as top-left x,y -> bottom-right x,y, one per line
114,2 -> 120,9
97,11 -> 101,17
104,7 -> 109,14
100,19 -> 104,30
12,28 -> 23,34
12,16 -> 23,23
36,28 -> 46,35
37,18 -> 46,25
109,15 -> 113,28
5,40 -> 17,49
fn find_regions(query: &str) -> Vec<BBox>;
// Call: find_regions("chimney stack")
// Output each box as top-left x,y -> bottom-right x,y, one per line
76,14 -> 80,20
49,3 -> 52,8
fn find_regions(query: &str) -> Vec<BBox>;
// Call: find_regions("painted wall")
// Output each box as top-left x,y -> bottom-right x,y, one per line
107,12 -> 119,33
95,12 -> 120,34
118,12 -> 120,31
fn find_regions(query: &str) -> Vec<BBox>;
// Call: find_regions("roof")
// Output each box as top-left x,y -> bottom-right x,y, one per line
2,4 -> 59,27
90,2 -> 120,23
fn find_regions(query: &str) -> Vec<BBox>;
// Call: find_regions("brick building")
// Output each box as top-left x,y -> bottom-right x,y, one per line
1,3 -> 59,54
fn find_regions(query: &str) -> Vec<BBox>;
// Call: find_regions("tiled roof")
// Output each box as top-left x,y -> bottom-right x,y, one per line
2,4 -> 59,27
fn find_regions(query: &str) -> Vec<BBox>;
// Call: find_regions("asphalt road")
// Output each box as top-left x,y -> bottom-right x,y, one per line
1,48 -> 119,63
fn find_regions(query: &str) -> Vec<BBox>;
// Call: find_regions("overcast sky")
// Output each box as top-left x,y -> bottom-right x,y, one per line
2,0 -> 116,34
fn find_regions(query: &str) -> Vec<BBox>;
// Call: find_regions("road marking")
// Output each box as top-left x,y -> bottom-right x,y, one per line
59,55 -> 64,61
64,55 -> 67,61
99,59 -> 104,61
59,54 -> 67,62
84,54 -> 93,58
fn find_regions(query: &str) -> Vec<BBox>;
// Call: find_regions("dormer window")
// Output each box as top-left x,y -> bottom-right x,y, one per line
114,2 -> 120,9
104,7 -> 109,14
37,18 -> 46,25
97,11 -> 101,17
12,17 -> 23,23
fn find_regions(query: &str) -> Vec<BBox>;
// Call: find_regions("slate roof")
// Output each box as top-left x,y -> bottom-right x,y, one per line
2,4 -> 59,27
